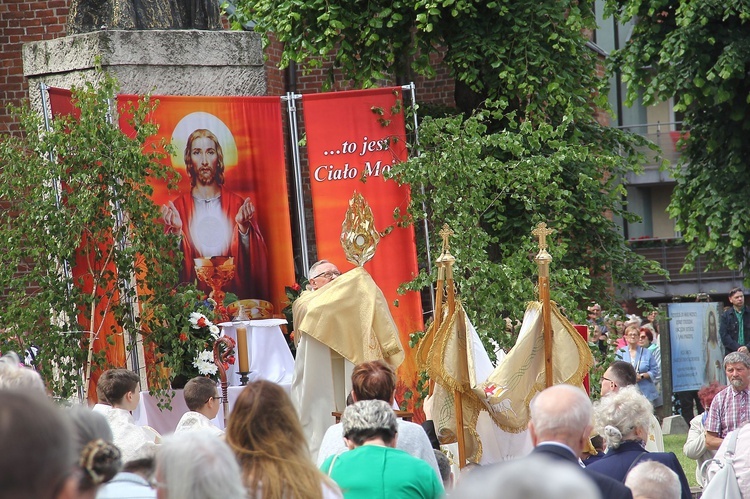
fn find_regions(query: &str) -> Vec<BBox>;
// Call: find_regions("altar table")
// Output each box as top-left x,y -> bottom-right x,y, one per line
133,318 -> 294,435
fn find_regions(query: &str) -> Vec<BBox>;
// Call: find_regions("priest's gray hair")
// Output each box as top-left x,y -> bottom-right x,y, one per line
342,400 -> 397,446
308,259 -> 336,278
625,461 -> 681,499
157,432 -> 245,499
593,386 -> 651,449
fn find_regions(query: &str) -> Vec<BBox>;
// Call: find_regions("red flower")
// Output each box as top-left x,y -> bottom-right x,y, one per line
179,333 -> 188,342
227,355 -> 236,365
292,283 -> 301,292
197,317 -> 207,327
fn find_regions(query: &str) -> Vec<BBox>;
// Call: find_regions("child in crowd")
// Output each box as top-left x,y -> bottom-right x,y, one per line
92,375 -> 112,415
100,368 -> 160,463
175,376 -> 224,437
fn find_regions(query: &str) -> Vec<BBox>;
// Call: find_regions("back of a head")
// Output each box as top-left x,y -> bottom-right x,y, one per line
99,368 -> 140,405
452,455 -> 600,499
158,432 -> 245,499
351,360 -> 396,402
530,384 -> 592,440
698,381 -> 725,410
67,405 -> 121,491
624,461 -> 681,499
608,361 -> 637,388
342,399 -> 398,446
594,386 -> 652,449
0,389 -> 75,499
183,376 -> 218,412
434,449 -> 453,488
226,380 -> 306,461
0,352 -> 46,394
226,381 -> 327,499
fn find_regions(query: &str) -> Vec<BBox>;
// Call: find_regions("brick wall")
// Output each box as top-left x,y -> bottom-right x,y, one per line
0,0 -> 70,133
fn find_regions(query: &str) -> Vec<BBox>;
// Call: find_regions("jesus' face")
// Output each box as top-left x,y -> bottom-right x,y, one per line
191,136 -> 219,186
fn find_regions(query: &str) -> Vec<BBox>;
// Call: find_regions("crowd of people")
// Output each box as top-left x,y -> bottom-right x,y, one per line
0,351 -> 706,499
6,287 -> 750,499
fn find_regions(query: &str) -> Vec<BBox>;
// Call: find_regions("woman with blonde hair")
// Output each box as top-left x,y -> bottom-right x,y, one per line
226,380 -> 341,499
617,325 -> 660,404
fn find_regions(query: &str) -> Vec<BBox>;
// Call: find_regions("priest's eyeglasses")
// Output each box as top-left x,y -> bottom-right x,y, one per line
312,270 -> 341,281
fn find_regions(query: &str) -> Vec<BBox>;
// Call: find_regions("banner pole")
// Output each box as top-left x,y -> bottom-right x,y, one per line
104,99 -> 144,387
403,83 -> 435,317
532,223 -> 554,388
40,83 -> 74,296
283,93 -> 309,274
41,83 -> 85,402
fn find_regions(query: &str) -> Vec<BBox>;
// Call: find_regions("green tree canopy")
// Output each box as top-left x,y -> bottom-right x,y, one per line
604,0 -> 750,274
229,0 -> 663,347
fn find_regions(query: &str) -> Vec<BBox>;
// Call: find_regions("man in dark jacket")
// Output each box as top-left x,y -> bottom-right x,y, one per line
720,287 -> 750,355
527,384 -> 633,499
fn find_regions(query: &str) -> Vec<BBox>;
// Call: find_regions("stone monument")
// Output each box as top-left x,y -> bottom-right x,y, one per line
22,1 -> 264,117
68,0 -> 222,33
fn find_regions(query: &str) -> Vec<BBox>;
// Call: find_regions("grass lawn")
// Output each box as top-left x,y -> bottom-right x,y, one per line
664,433 -> 699,488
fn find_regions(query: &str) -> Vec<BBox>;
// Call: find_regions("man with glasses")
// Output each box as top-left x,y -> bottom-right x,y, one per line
600,360 -> 664,451
307,260 -> 341,291
175,376 -> 224,436
291,259 -> 404,460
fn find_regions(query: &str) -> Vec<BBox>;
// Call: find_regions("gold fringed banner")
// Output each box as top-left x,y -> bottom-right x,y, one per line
419,301 -> 484,462
476,301 -> 594,433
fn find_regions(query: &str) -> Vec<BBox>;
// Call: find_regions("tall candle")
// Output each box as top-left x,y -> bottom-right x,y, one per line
236,325 -> 249,372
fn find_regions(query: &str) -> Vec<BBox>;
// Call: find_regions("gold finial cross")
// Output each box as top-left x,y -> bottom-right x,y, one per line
439,224 -> 454,253
532,222 -> 554,251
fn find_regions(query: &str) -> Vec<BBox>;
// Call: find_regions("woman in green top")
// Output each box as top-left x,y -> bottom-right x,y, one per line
321,400 -> 444,499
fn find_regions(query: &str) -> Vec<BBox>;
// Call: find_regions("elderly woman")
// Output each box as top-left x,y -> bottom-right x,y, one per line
155,432 -> 246,499
320,400 -> 443,499
683,382 -> 725,485
617,325 -> 660,404
587,387 -> 691,499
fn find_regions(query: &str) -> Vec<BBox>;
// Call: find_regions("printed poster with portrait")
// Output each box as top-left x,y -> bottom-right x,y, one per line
118,95 -> 295,317
668,302 -> 726,392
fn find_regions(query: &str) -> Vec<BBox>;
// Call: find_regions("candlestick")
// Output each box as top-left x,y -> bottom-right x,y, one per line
236,324 -> 249,373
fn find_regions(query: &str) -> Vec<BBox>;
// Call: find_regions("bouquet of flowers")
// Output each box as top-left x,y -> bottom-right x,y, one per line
281,279 -> 307,352
167,304 -> 236,386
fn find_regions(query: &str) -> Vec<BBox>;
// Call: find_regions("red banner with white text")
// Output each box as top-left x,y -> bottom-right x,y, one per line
302,87 -> 424,418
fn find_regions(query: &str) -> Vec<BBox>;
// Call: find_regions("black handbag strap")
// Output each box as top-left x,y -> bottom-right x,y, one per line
625,452 -> 648,477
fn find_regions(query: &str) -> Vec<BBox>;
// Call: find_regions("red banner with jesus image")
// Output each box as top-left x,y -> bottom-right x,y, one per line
118,95 -> 296,317
302,87 -> 424,418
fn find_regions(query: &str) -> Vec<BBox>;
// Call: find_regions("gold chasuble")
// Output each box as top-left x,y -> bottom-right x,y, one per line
293,266 -> 404,367
291,266 -> 404,459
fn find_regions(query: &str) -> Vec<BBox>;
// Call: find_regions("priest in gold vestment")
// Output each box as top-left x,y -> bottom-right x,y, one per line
291,260 -> 404,459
